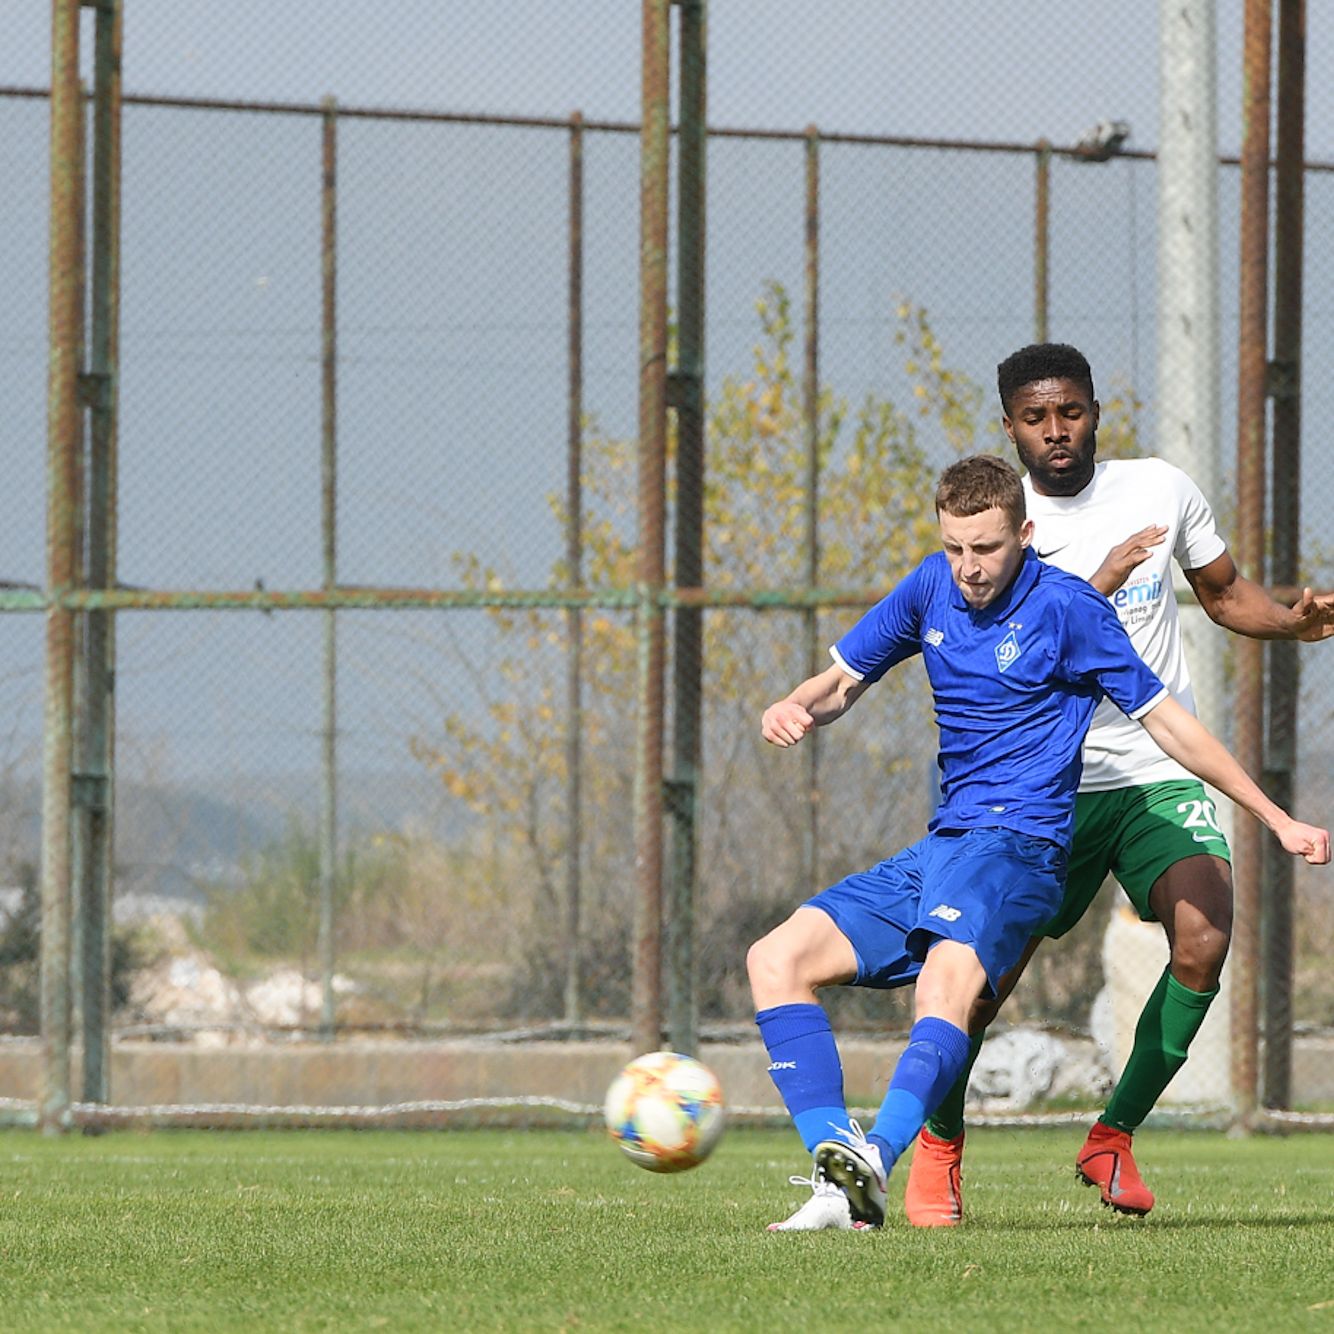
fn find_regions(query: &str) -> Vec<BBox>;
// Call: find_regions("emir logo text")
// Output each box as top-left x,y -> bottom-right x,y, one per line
1112,573 -> 1163,610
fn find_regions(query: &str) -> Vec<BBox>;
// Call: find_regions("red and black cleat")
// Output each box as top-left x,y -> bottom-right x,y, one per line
1076,1122 -> 1155,1216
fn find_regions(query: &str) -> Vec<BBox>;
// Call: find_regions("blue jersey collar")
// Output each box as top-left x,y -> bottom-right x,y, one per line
948,546 -> 1041,620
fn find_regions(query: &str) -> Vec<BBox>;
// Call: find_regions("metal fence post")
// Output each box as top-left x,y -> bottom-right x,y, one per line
632,0 -> 671,1057
1262,0 -> 1305,1110
319,96 -> 339,1041
1231,0 -> 1274,1133
1034,138 -> 1050,343
667,0 -> 706,1056
801,126 -> 821,895
41,0 -> 84,1134
77,0 -> 123,1104
564,110 -> 585,1027
68,74 -> 87,1086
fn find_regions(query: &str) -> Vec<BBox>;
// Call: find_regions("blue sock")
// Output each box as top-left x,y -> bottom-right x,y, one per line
756,1004 -> 851,1154
867,1017 -> 972,1169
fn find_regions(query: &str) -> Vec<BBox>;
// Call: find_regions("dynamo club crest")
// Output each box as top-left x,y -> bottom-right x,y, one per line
994,629 -> 1022,673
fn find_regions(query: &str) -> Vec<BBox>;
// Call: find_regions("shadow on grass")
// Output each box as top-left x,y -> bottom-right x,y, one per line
966,1211 -> 1334,1232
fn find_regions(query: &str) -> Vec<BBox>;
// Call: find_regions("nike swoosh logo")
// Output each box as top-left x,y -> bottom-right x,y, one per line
1036,545 -> 1069,559
1192,832 -> 1224,844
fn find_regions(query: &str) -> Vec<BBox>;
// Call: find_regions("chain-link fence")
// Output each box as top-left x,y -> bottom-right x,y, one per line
1,2 -> 1331,1127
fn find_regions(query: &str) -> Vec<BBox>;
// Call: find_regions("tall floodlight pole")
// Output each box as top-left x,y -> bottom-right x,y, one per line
1157,0 -> 1222,705
1153,0 -> 1230,1107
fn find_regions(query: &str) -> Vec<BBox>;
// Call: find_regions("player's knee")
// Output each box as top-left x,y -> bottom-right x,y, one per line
917,939 -> 986,994
746,934 -> 794,997
914,958 -> 983,1029
1170,920 -> 1230,989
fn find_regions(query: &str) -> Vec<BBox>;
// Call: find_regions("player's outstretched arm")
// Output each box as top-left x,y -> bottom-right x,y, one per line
761,664 -> 868,747
1286,586 -> 1334,642
1186,551 -> 1334,642
1138,696 -> 1331,863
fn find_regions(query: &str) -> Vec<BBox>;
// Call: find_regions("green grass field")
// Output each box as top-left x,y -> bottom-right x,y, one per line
1,1126 -> 1331,1331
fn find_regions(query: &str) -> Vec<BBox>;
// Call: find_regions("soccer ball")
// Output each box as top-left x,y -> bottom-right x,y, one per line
604,1050 -> 725,1173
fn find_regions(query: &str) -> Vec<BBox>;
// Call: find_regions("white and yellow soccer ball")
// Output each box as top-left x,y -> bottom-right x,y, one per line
604,1050 -> 725,1173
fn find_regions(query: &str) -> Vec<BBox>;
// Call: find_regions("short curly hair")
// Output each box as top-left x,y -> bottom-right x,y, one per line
996,343 -> 1095,414
935,454 -> 1026,531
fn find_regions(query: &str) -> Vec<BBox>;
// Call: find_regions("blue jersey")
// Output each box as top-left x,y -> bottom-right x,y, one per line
831,548 -> 1167,848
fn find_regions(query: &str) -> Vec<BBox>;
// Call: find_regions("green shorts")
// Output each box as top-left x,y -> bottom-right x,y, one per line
1038,779 -> 1232,940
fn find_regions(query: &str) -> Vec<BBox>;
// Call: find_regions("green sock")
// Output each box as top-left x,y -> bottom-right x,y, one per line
923,1027 -> 986,1140
1100,967 -> 1218,1133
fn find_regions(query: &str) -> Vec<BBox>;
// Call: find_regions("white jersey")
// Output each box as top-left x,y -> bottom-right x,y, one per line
1022,458 -> 1227,791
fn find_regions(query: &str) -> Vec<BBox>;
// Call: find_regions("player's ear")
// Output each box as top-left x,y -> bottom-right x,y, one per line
1019,518 -> 1034,548
1002,413 -> 1016,443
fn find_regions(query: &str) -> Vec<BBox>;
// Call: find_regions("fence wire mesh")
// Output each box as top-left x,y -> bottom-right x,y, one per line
1,2 -> 1332,1125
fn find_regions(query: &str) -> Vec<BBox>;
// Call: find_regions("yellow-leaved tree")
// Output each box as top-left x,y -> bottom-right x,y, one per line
412,289 -> 1142,1025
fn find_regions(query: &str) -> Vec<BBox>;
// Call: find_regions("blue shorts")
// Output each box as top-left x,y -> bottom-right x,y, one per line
803,826 -> 1067,997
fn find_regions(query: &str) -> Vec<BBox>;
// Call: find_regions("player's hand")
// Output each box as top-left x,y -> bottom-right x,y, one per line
1091,524 -> 1167,595
1275,818 -> 1331,864
761,699 -> 814,747
1289,587 -> 1334,642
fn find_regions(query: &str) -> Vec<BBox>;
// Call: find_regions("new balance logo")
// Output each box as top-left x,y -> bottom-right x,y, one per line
768,1060 -> 798,1071
924,627 -> 945,647
928,904 -> 962,922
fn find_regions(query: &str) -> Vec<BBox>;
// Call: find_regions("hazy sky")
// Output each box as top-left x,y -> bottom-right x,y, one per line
5,1 -> 1331,156
1,3 -> 1330,788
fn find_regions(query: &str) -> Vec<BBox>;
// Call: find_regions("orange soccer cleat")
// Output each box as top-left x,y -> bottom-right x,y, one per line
903,1127 -> 965,1227
1075,1122 -> 1155,1216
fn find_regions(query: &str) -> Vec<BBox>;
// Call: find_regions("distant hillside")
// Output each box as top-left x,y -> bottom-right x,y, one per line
0,767 -> 473,905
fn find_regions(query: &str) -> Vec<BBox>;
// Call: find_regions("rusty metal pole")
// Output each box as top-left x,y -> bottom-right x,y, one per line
564,111 -> 585,1026
77,0 -> 122,1104
1034,138 -> 1051,343
667,0 -> 706,1056
41,0 -> 83,1134
1231,0 -> 1273,1133
632,0 -> 670,1056
68,75 -> 88,1077
801,127 -> 821,894
1262,0 -> 1305,1110
317,97 -> 339,1041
